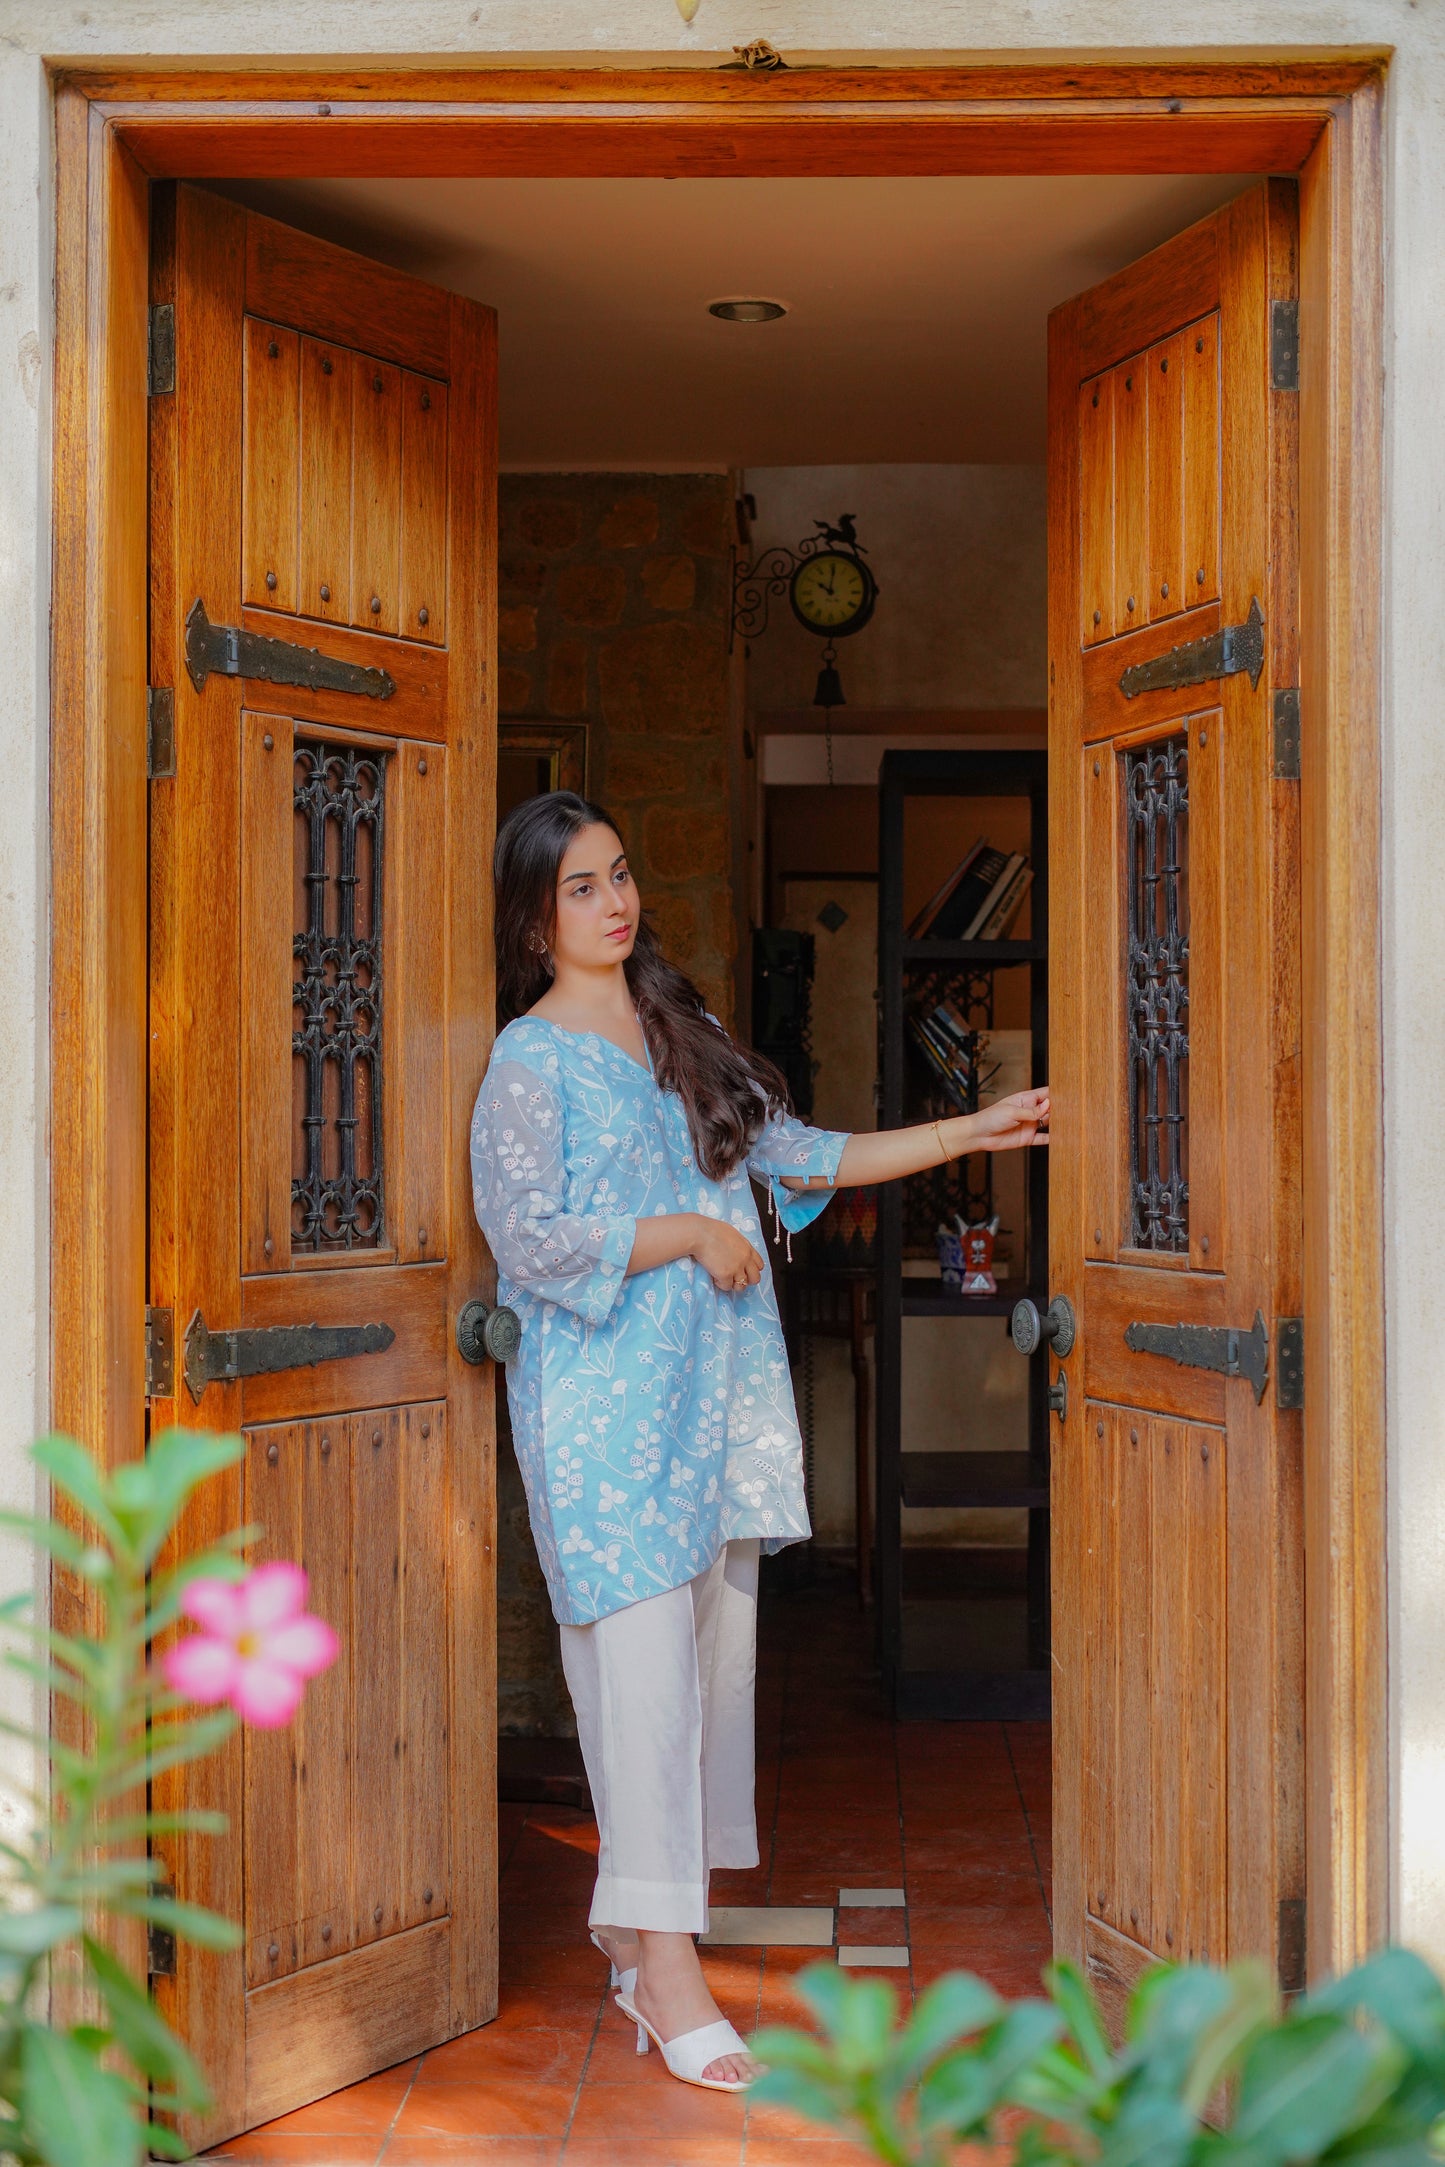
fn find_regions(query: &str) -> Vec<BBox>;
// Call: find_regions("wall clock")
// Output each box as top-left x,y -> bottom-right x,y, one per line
790,545 -> 878,639
732,513 -> 881,765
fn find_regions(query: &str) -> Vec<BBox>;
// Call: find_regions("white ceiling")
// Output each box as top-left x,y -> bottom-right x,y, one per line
225,174 -> 1249,467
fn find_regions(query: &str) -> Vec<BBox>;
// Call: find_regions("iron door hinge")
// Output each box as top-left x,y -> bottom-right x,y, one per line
1278,1895 -> 1306,1992
1119,596 -> 1265,700
144,1306 -> 175,1398
1123,1310 -> 1271,1403
148,303 -> 176,396
1273,689 -> 1301,779
182,1308 -> 395,1403
1271,299 -> 1300,391
1276,1318 -> 1304,1410
146,687 -> 176,780
185,598 -> 396,702
147,1902 -> 178,1977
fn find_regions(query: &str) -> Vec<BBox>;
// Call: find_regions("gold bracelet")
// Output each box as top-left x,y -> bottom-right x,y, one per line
933,1119 -> 954,1165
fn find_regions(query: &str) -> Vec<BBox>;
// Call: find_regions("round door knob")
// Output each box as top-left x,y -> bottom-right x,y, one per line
1010,1293 -> 1076,1360
457,1298 -> 521,1366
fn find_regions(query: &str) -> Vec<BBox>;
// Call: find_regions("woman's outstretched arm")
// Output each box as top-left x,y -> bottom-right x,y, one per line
785,1088 -> 1050,1192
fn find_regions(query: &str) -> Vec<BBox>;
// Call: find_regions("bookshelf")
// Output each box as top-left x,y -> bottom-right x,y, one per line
876,749 -> 1049,1720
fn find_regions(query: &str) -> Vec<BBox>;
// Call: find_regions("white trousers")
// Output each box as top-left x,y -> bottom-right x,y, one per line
558,1538 -> 760,1935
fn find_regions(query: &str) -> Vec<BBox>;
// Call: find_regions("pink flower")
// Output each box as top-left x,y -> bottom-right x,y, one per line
162,1562 -> 338,1728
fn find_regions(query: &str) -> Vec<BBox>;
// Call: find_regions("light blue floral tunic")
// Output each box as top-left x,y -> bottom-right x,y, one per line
470,1015 -> 849,1625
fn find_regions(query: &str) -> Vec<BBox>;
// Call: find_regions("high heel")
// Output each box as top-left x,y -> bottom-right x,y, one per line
589,1929 -> 637,1997
614,1991 -> 755,2093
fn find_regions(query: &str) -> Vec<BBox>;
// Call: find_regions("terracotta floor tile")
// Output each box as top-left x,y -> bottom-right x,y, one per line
204,2140 -> 384,2164
391,2082 -> 577,2140
383,2144 -> 563,2166
499,1944 -> 610,1987
417,2027 -> 592,2088
742,2139 -> 876,2164
567,2079 -> 747,2146
563,2140 -> 742,2166
487,1986 -> 607,2033
828,1909 -> 906,1945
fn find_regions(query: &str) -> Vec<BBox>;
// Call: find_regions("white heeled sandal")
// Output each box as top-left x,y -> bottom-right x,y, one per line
589,1929 -> 637,1997
614,1990 -> 756,2093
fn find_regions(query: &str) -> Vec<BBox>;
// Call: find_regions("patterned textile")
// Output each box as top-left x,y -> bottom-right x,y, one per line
470,1015 -> 848,1623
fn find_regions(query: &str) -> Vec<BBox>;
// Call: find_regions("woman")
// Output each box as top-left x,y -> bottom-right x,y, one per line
470,791 -> 1048,2094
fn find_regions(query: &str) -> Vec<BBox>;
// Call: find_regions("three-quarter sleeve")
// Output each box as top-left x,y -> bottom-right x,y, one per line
471,1057 -> 636,1323
745,1109 -> 851,1235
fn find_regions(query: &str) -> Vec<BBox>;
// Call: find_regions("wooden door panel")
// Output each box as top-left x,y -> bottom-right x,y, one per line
1050,181 -> 1302,1999
149,185 -> 497,2145
401,373 -> 448,646
241,711 -> 294,1275
242,321 -> 299,615
244,1920 -> 450,2131
350,359 -> 402,637
298,336 -> 353,626
389,743 -> 450,1267
1082,1403 -> 1226,1967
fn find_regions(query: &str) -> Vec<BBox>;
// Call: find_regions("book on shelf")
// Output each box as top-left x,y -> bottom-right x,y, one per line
976,863 -> 1034,941
927,844 -> 1013,939
906,837 -> 986,938
960,851 -> 1027,939
905,1001 -> 980,1114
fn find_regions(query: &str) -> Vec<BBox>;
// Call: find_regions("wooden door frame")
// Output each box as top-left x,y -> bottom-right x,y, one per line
48,55 -> 1387,1983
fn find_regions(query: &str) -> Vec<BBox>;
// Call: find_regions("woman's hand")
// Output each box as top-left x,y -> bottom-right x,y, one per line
963,1088 -> 1051,1152
689,1217 -> 765,1293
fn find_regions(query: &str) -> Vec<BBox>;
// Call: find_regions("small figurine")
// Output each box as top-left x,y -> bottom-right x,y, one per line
958,1213 -> 1000,1296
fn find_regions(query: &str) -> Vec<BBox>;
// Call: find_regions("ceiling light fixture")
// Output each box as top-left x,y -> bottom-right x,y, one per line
708,298 -> 788,323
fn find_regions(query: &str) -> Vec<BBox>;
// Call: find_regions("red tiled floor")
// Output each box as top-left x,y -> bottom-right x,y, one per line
207,1568 -> 1052,2166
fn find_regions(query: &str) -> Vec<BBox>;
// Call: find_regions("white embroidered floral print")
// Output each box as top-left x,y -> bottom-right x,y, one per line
470,1015 -> 848,1625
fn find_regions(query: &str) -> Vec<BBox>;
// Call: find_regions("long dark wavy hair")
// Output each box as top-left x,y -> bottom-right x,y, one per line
495,791 -> 790,1179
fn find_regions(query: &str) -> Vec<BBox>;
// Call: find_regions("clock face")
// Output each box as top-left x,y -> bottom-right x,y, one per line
790,551 -> 876,636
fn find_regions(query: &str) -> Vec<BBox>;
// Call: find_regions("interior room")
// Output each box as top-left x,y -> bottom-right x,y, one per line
206,165 -> 1249,2156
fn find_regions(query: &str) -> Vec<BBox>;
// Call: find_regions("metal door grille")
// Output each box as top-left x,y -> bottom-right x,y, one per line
292,740 -> 385,1251
1125,736 -> 1189,1251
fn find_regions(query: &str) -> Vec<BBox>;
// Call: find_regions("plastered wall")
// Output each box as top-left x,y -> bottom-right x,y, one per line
1,0 -> 1443,1965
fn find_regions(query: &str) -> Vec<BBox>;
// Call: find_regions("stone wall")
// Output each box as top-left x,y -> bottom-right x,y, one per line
495,472 -> 735,1732
497,472 -> 737,1025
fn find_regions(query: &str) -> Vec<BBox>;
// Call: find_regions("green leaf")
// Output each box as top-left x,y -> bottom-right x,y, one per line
121,1430 -> 244,1566
1310,1951 -> 1445,2080
917,2001 -> 1063,2137
140,2124 -> 195,2160
832,1975 -> 899,2075
30,1437 -> 126,1551
745,2026 -> 840,2080
0,1514 -> 99,1575
18,2025 -> 143,2167
746,2066 -> 851,2128
0,1905 -> 83,1956
1229,2013 -> 1402,2160
791,1960 -> 864,2040
1095,2091 -> 1197,2167
1046,1957 -> 1117,2082
892,1970 -> 1002,2081
83,1938 -> 210,2109
100,1809 -> 229,1844
113,1895 -> 242,1953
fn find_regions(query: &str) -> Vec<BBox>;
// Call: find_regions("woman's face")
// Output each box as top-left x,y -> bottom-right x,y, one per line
548,822 -> 639,973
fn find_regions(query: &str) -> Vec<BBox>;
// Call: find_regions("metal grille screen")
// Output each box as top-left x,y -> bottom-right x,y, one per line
292,739 -> 386,1252
1125,736 -> 1189,1251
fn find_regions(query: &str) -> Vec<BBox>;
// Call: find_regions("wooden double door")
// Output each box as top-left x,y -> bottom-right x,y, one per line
142,173 -> 1305,2137
146,187 -> 499,2144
